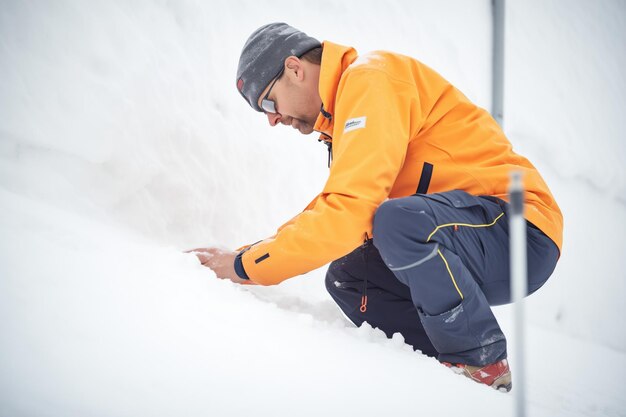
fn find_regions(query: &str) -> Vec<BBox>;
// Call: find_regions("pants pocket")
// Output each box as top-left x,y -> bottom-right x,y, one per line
331,278 -> 363,292
417,299 -> 474,354
423,190 -> 490,221
418,189 -> 483,209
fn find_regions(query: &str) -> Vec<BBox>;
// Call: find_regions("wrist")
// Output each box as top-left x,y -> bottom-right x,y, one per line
234,250 -> 250,280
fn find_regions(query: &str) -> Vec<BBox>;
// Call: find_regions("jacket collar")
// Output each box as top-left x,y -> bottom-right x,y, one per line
313,41 -> 358,139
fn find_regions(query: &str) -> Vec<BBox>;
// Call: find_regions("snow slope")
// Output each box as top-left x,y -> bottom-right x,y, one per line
2,189 -> 624,416
1,0 -> 625,416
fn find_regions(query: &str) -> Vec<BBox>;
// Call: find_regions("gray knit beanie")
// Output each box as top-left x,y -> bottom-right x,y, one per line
236,23 -> 321,112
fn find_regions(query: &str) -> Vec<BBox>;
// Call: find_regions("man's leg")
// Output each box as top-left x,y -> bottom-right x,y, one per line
325,241 -> 438,358
372,190 -> 558,367
478,217 -> 560,306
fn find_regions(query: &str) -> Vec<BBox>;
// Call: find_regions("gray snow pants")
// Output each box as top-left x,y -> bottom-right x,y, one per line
326,190 -> 559,366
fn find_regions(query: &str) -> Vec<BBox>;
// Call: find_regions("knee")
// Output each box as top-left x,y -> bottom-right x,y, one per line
373,197 -> 433,251
373,199 -> 403,242
324,260 -> 344,296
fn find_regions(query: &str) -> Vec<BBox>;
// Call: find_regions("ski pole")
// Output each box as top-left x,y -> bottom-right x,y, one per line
510,171 -> 527,417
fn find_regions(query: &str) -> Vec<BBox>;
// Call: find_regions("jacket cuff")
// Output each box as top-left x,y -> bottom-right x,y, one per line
234,250 -> 250,280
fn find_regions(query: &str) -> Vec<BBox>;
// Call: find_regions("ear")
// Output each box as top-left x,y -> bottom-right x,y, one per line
284,56 -> 305,82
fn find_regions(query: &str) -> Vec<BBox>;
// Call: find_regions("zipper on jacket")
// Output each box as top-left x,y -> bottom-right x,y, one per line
315,103 -> 334,168
360,232 -> 371,313
316,131 -> 333,168
326,141 -> 332,168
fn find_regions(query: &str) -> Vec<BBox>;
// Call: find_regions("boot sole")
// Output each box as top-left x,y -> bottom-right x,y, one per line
492,374 -> 512,393
450,365 -> 513,393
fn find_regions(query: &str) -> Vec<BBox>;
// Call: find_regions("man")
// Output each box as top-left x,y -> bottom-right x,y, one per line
189,23 -> 562,392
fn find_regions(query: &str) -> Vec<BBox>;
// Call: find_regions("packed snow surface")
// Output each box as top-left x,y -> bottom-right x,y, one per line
1,1 -> 624,416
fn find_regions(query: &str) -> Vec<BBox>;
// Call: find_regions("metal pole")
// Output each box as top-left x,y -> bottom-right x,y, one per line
510,171 -> 527,417
492,0 -> 505,127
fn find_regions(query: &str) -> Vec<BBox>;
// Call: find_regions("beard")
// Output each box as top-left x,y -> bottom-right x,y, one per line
280,104 -> 318,135
291,118 -> 315,135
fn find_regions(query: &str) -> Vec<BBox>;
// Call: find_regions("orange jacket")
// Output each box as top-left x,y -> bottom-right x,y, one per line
239,41 -> 563,285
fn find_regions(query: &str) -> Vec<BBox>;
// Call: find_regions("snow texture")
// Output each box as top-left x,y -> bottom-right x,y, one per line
1,0 -> 625,416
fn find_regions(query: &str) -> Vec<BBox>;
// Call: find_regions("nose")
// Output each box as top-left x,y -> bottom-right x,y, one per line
266,112 -> 281,127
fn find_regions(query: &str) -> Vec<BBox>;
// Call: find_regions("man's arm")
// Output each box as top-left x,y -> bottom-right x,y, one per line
239,69 -> 420,285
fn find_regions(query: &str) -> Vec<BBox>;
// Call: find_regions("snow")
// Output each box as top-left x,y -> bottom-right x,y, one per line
1,0 -> 625,416
348,52 -> 376,68
505,0 -> 626,352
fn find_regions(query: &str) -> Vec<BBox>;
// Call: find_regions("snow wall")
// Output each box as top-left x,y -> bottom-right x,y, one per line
1,0 -> 624,353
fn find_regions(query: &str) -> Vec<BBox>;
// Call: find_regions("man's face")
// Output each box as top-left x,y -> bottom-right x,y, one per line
256,57 -> 321,135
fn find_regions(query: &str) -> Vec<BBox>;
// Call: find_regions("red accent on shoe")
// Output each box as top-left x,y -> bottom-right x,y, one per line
466,359 -> 510,387
443,359 -> 512,392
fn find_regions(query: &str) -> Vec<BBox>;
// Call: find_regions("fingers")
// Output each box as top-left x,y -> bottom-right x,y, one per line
183,248 -> 216,268
185,248 -> 213,254
184,247 -> 226,256
183,248 -> 238,282
199,253 -> 216,266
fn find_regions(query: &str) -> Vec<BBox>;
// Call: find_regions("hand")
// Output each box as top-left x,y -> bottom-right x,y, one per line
185,247 -> 256,285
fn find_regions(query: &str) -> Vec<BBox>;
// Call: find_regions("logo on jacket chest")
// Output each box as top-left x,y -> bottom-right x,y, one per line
344,116 -> 367,133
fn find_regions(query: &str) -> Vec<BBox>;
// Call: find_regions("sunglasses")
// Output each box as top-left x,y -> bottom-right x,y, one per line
260,68 -> 284,114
